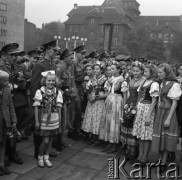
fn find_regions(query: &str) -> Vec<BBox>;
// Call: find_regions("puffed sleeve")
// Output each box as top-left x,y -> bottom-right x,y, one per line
121,81 -> 128,92
149,82 -> 159,97
104,80 -> 111,92
33,89 -> 42,106
56,90 -> 63,107
167,82 -> 182,100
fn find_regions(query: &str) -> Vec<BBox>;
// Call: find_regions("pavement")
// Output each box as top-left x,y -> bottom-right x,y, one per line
2,135 -> 182,180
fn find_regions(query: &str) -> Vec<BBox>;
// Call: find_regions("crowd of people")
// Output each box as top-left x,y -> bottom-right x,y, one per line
0,40 -> 182,176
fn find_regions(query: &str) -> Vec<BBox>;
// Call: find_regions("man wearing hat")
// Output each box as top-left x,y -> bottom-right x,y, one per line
73,45 -> 87,138
1,43 -> 30,140
57,48 -> 82,141
88,51 -> 100,65
0,43 -> 24,166
30,40 -> 58,159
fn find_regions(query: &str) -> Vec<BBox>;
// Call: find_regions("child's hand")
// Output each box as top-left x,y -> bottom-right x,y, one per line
35,122 -> 40,129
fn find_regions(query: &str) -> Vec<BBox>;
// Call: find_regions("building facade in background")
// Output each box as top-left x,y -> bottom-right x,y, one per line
64,0 -> 182,53
0,0 -> 25,50
24,19 -> 43,51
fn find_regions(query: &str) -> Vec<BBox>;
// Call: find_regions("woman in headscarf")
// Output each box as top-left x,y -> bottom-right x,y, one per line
151,63 -> 182,173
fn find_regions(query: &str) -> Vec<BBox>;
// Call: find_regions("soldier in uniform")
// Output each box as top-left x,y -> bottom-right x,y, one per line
73,45 -> 87,139
30,40 -> 58,159
0,43 -> 24,166
56,49 -> 76,144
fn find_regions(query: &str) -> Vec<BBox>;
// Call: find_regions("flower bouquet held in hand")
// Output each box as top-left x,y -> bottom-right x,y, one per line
122,103 -> 137,128
87,78 -> 97,103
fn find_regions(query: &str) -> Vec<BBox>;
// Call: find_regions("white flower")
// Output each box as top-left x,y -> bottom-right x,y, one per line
14,84 -> 18,89
131,109 -> 136,114
124,104 -> 128,109
120,118 -> 124,123
127,108 -> 131,112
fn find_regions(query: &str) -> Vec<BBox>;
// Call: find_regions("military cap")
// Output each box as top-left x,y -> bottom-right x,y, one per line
74,45 -> 87,54
60,48 -> 73,60
1,43 -> 21,55
124,55 -> 131,61
18,51 -> 26,56
115,55 -> 125,61
88,51 -> 100,58
42,40 -> 58,51
100,51 -> 110,59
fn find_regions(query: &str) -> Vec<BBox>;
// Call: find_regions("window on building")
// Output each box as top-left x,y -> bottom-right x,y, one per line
0,16 -> 6,24
91,19 -> 94,26
101,25 -> 104,33
69,25 -> 74,32
0,29 -> 7,36
0,42 -> 5,49
170,34 -> 175,41
158,33 -> 163,39
80,26 -> 84,33
90,31 -> 94,39
0,3 -> 7,11
75,26 -> 79,32
164,33 -> 169,41
114,25 -> 119,33
150,33 -> 154,39
113,38 -> 118,45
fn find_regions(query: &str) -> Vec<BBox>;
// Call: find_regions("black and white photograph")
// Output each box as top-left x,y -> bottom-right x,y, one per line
0,0 -> 182,179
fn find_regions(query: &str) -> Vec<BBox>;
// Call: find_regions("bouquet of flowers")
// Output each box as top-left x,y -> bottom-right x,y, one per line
7,127 -> 22,146
87,78 -> 97,102
123,103 -> 137,122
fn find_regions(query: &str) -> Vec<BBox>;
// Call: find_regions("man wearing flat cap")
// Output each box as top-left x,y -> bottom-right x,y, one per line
30,40 -> 58,159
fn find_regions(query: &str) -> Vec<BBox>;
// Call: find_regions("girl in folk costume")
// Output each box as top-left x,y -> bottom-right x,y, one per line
82,63 -> 106,146
151,63 -> 181,173
99,62 -> 128,153
120,61 -> 145,159
33,71 -> 63,168
132,65 -> 159,165
99,65 -> 113,144
176,64 -> 182,161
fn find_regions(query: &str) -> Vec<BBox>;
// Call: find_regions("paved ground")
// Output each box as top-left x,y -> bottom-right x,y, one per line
2,135 -> 182,180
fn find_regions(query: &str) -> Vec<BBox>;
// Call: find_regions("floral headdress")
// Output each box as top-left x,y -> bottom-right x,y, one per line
132,61 -> 144,70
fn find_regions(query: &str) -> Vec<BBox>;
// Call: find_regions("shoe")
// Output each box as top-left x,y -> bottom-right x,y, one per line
34,154 -> 38,159
11,154 -> 23,164
92,141 -> 101,147
0,168 -> 4,176
67,131 -> 74,139
38,155 -> 45,168
20,131 -> 29,140
24,128 -> 31,136
62,143 -> 69,148
4,159 -> 11,167
107,146 -> 118,154
44,155 -> 52,168
49,152 -> 57,158
170,152 -> 176,162
0,166 -> 11,175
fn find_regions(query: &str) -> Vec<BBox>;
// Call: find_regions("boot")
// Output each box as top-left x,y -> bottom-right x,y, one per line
44,155 -> 52,168
38,155 -> 44,168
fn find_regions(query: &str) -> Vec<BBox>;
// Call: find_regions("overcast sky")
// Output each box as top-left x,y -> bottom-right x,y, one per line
25,0 -> 182,28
